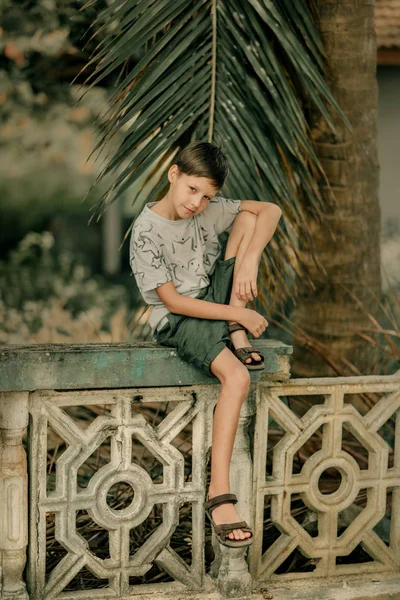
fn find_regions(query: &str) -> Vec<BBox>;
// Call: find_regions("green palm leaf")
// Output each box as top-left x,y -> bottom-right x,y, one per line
75,0 -> 348,318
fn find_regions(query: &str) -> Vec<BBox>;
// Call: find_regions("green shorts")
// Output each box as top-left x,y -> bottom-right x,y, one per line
154,256 -> 236,378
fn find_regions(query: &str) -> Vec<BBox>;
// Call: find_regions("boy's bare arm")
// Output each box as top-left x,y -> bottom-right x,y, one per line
156,280 -> 268,338
156,281 -> 241,322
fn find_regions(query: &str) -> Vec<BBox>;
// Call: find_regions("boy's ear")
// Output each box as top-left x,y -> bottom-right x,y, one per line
168,164 -> 179,183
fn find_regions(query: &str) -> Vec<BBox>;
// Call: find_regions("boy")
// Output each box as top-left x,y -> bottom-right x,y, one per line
129,141 -> 282,548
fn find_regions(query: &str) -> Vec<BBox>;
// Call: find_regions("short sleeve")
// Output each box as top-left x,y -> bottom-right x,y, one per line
129,228 -> 172,293
204,196 -> 241,235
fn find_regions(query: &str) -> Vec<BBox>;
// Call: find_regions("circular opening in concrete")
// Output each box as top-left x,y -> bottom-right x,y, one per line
106,481 -> 135,510
318,468 -> 342,495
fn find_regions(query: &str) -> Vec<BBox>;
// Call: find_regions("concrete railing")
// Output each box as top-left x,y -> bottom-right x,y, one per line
1,341 -> 400,600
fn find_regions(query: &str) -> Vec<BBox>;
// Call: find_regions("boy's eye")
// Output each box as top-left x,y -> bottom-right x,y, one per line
189,186 -> 210,200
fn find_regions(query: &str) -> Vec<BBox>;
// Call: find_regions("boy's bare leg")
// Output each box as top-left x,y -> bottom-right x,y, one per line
208,347 -> 252,541
205,211 -> 263,542
224,211 -> 262,363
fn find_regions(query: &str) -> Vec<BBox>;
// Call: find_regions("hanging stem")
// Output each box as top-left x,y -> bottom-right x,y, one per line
208,0 -> 217,143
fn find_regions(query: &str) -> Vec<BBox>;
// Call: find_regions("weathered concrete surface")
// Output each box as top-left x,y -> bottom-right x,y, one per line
70,592 -> 265,600
0,391 -> 29,599
0,339 -> 292,391
255,574 -> 400,599
31,580 -> 399,600
249,372 -> 400,587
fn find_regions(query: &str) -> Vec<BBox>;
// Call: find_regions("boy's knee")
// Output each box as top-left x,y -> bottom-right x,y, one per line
224,364 -> 251,393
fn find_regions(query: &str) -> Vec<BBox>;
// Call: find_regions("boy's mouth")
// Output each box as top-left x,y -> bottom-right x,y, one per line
184,206 -> 195,214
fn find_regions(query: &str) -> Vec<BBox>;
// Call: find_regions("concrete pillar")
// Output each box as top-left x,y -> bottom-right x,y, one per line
0,392 -> 29,600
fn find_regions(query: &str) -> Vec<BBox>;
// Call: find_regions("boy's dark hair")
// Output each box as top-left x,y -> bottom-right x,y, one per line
174,141 -> 229,190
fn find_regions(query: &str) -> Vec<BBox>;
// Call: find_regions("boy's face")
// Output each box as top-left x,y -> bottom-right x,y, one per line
168,165 -> 219,219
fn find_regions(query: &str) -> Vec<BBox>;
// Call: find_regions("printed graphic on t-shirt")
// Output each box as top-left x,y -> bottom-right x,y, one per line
131,224 -> 170,289
129,196 -> 241,334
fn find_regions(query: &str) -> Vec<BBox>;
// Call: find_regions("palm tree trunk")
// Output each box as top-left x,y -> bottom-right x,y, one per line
292,0 -> 382,376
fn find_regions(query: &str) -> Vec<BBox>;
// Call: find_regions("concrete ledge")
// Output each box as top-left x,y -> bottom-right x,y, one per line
256,573 -> 400,600
0,339 -> 292,391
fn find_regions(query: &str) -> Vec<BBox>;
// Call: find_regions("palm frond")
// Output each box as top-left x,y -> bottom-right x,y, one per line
75,0 -> 349,316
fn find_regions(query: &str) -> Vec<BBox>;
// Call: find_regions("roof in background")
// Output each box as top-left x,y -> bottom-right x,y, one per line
376,0 -> 400,49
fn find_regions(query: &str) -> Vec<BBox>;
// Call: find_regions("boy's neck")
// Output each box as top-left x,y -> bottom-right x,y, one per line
150,197 -> 183,221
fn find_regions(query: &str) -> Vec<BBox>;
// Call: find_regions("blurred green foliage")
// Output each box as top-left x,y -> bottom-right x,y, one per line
0,230 -> 135,341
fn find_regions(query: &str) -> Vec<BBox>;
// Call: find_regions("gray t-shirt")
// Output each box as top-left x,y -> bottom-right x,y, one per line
129,196 -> 241,337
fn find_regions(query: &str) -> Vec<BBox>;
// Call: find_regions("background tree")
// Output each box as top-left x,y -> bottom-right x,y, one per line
291,0 -> 382,376
0,0 -> 112,258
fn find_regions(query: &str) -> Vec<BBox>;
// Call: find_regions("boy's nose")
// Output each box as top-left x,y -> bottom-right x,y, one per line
191,196 -> 202,208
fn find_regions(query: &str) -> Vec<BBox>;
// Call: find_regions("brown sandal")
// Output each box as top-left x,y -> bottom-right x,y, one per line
228,322 -> 249,335
234,347 -> 265,370
228,322 -> 265,370
204,492 -> 253,548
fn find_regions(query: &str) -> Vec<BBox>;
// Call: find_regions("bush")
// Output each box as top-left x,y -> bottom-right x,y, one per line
0,230 -> 135,343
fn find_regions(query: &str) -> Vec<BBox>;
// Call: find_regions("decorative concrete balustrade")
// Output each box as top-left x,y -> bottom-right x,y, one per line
0,341 -> 400,600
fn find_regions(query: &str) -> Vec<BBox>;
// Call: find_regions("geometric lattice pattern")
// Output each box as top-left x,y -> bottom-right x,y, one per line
28,386 -> 217,598
249,374 -> 400,582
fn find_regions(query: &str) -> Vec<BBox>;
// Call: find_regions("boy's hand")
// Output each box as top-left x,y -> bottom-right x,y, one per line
234,256 -> 259,302
236,308 -> 268,338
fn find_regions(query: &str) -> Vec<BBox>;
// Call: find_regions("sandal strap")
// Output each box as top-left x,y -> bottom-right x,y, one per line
228,322 -> 248,334
216,521 -> 250,531
221,530 -> 253,542
204,493 -> 238,512
235,347 -> 264,362
216,522 -> 253,542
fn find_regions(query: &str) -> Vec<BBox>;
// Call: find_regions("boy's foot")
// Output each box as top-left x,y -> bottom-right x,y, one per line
206,488 -> 252,540
228,321 -> 263,364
